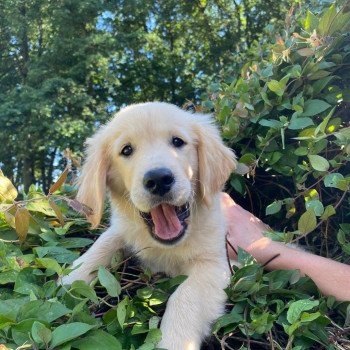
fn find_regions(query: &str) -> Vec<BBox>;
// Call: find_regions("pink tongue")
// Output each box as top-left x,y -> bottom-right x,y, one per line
150,204 -> 182,240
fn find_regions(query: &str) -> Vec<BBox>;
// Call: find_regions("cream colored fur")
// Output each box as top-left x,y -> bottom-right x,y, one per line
61,102 -> 237,350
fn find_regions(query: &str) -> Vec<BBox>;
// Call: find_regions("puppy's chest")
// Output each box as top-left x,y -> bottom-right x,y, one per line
123,243 -> 190,276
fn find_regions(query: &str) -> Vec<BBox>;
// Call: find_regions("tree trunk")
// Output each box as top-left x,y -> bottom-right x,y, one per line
22,157 -> 34,192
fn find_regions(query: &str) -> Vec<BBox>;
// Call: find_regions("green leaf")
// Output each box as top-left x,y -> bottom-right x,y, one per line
320,205 -> 336,220
308,155 -> 329,172
72,330 -> 122,350
31,321 -> 52,346
70,280 -> 98,304
149,316 -> 160,330
117,297 -> 128,328
300,311 -> 321,323
298,209 -> 317,234
25,194 -> 55,216
144,328 -> 162,344
17,300 -> 71,323
324,173 -> 344,188
308,70 -> 331,81
318,4 -> 337,35
36,257 -> 62,275
207,83 -> 221,93
267,80 -> 286,96
230,175 -> 246,195
212,307 -> 243,333
287,299 -> 319,324
34,246 -> 79,264
265,201 -> 282,215
259,119 -> 283,129
14,268 -> 42,296
239,153 -> 256,165
314,107 -> 335,136
98,266 -> 121,297
50,322 -> 95,348
0,297 -> 29,320
301,100 -> 331,117
305,200 -> 324,217
305,10 -> 319,32
294,147 -> 308,156
288,117 -> 314,130
312,76 -> 334,95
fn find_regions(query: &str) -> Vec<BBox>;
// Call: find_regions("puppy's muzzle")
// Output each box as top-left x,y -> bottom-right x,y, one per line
143,167 -> 175,196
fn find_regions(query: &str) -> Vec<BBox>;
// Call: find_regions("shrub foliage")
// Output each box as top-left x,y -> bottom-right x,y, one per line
203,1 -> 350,257
0,2 -> 349,350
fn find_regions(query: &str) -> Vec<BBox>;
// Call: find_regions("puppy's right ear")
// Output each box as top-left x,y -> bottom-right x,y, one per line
76,131 -> 110,228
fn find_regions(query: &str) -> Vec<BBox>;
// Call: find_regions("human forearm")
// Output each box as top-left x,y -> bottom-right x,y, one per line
246,238 -> 350,301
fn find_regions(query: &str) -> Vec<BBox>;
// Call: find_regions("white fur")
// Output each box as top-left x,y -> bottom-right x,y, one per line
61,102 -> 237,350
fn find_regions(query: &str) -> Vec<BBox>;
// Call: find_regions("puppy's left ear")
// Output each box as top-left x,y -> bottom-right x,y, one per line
193,116 -> 237,206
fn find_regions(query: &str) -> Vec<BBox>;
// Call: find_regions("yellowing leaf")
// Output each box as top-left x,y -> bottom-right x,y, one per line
49,200 -> 65,227
4,211 -> 16,228
15,207 -> 30,242
0,175 -> 18,201
49,167 -> 68,194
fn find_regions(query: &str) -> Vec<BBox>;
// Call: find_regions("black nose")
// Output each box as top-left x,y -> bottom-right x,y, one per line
143,168 -> 175,196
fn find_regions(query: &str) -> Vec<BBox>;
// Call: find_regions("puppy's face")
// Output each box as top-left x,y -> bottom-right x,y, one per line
77,102 -> 236,245
109,111 -> 198,244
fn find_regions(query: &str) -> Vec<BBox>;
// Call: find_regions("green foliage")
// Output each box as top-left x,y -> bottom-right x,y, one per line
0,173 -> 188,349
200,2 -> 350,347
0,1 -> 349,349
203,1 -> 350,259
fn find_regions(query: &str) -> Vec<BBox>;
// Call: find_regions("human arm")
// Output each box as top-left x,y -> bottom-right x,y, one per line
222,193 -> 350,301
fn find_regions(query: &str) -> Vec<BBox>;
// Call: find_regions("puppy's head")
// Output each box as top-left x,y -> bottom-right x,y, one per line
77,102 -> 236,245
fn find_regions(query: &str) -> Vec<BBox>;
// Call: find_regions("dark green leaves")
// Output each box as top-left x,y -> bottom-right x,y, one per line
50,322 -> 96,348
31,321 -> 52,347
301,100 -> 331,117
265,201 -> 282,216
72,330 -> 122,350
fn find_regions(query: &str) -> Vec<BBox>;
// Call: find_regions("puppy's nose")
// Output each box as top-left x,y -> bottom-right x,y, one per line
143,168 -> 175,196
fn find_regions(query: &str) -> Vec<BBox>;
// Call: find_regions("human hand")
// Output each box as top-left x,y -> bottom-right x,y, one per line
221,193 -> 272,259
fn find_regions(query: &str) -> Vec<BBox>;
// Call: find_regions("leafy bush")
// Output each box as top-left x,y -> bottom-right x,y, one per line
202,1 -> 350,256
0,2 -> 349,350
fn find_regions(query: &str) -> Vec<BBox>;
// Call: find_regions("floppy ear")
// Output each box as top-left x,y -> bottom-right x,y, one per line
76,131 -> 110,228
193,116 -> 237,206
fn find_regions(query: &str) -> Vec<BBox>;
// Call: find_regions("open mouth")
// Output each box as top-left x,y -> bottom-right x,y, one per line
141,203 -> 190,244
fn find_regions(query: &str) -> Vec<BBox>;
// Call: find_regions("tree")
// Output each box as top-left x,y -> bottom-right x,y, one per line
107,0 -> 299,106
0,0 -> 114,192
0,0 -> 299,191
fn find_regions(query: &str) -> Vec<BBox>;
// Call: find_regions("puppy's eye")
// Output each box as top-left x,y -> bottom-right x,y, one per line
121,144 -> 133,157
172,137 -> 186,148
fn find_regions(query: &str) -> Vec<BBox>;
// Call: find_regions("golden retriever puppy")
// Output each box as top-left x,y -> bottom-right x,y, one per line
61,102 -> 236,350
